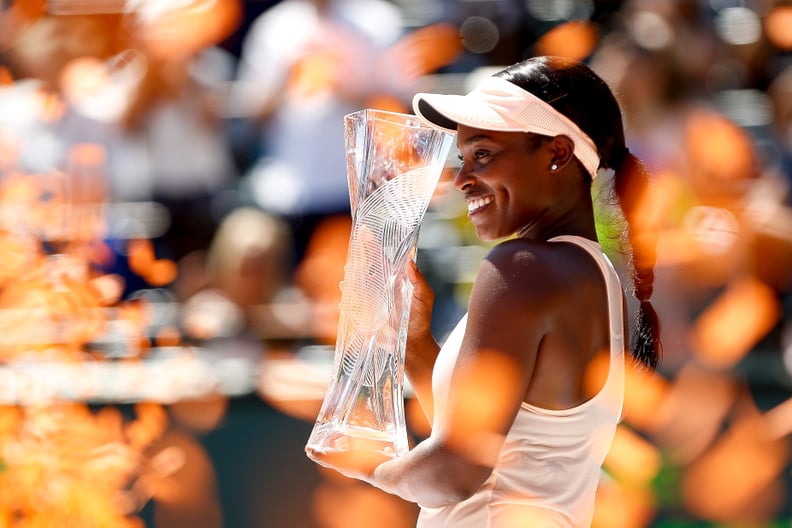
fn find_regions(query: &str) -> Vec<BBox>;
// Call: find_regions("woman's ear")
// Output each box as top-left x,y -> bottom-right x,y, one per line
549,135 -> 576,171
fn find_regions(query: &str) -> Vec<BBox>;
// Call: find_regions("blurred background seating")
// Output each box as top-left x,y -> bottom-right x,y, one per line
0,0 -> 791,526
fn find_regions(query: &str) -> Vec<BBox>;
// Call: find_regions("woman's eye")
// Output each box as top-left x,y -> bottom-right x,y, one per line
458,150 -> 492,164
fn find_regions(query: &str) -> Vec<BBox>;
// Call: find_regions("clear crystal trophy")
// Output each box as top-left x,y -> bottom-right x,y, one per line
305,109 -> 453,467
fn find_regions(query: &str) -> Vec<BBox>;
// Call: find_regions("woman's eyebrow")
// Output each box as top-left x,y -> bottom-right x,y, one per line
460,133 -> 496,146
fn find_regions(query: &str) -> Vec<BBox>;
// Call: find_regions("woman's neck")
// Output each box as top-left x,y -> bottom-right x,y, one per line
515,203 -> 597,242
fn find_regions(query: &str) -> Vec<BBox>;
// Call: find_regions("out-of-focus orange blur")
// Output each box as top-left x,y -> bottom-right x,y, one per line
0,0 -> 791,526
534,20 -> 599,62
690,275 -> 780,369
765,6 -> 792,50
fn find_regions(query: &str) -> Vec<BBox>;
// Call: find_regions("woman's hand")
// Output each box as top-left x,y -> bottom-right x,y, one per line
405,260 -> 439,421
406,260 -> 435,347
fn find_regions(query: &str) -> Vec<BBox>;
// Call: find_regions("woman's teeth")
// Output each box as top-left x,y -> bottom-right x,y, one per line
467,196 -> 493,213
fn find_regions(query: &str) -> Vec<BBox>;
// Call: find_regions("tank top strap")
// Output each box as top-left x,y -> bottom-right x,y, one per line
548,235 -> 626,419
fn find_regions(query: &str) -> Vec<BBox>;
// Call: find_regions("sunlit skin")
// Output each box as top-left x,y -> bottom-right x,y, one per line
309,126 -> 630,507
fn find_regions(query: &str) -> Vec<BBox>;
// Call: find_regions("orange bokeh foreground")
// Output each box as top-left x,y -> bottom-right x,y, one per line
765,6 -> 792,50
0,402 -> 166,527
691,275 -> 780,369
534,20 -> 599,62
0,135 -> 229,525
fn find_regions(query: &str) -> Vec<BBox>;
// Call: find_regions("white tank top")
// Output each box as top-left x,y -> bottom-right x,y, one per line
417,236 -> 625,528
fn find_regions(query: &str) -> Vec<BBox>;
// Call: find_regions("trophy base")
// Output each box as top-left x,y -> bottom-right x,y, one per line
306,421 -> 407,460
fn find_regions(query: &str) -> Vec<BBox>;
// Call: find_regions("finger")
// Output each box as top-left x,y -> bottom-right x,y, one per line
407,260 -> 421,284
408,261 -> 430,291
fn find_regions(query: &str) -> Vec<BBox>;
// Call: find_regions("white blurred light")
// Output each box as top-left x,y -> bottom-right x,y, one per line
248,159 -> 303,215
0,81 -> 43,128
464,66 -> 504,92
714,89 -> 773,128
128,288 -> 181,327
682,206 -> 740,255
0,346 -> 259,404
126,0 -> 216,23
460,16 -> 500,54
630,11 -> 674,50
526,0 -> 594,22
715,7 -> 762,46
61,50 -> 148,123
782,321 -> 792,379
389,0 -> 444,27
106,201 -> 171,239
708,0 -> 744,12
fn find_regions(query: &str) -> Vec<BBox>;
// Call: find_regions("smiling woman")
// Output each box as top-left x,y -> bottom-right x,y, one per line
309,56 -> 662,528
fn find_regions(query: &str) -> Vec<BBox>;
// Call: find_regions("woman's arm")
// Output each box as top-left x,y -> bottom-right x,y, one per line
369,243 -> 550,506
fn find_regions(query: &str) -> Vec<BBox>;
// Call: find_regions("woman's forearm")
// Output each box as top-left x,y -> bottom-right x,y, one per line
370,436 -> 490,508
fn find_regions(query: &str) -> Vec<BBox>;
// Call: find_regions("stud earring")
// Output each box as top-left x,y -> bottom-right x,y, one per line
550,164 -> 558,171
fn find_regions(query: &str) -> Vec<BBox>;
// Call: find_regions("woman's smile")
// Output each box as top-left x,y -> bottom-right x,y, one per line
466,195 -> 494,216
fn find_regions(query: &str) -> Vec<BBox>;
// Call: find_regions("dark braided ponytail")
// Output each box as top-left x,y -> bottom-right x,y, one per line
497,56 -> 662,370
610,148 -> 662,370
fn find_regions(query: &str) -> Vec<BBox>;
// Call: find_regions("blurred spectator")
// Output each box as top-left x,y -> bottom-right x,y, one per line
2,3 -> 243,273
589,1 -> 718,172
229,0 -> 460,262
0,13 -> 126,175
231,0 -> 405,259
110,1 -> 242,262
178,206 -> 315,345
768,64 -> 792,186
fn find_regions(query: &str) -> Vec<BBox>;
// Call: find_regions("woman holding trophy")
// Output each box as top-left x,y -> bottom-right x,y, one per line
308,55 -> 662,527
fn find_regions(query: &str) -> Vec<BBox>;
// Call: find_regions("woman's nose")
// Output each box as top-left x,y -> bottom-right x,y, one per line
453,166 -> 475,191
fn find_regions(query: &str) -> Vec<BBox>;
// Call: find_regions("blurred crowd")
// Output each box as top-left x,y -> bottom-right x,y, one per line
0,0 -> 791,526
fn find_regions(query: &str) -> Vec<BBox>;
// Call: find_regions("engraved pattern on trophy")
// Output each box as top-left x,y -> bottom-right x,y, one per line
337,166 -> 437,435
340,166 -> 438,381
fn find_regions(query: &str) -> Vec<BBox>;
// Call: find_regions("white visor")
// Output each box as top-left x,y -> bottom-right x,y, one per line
412,76 -> 601,178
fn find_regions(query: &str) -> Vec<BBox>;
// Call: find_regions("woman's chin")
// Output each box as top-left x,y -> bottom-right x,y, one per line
475,229 -> 500,242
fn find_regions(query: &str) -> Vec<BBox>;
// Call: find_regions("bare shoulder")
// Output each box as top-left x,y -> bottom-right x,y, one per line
478,238 -> 592,297
465,241 -> 564,333
469,237 -> 611,334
